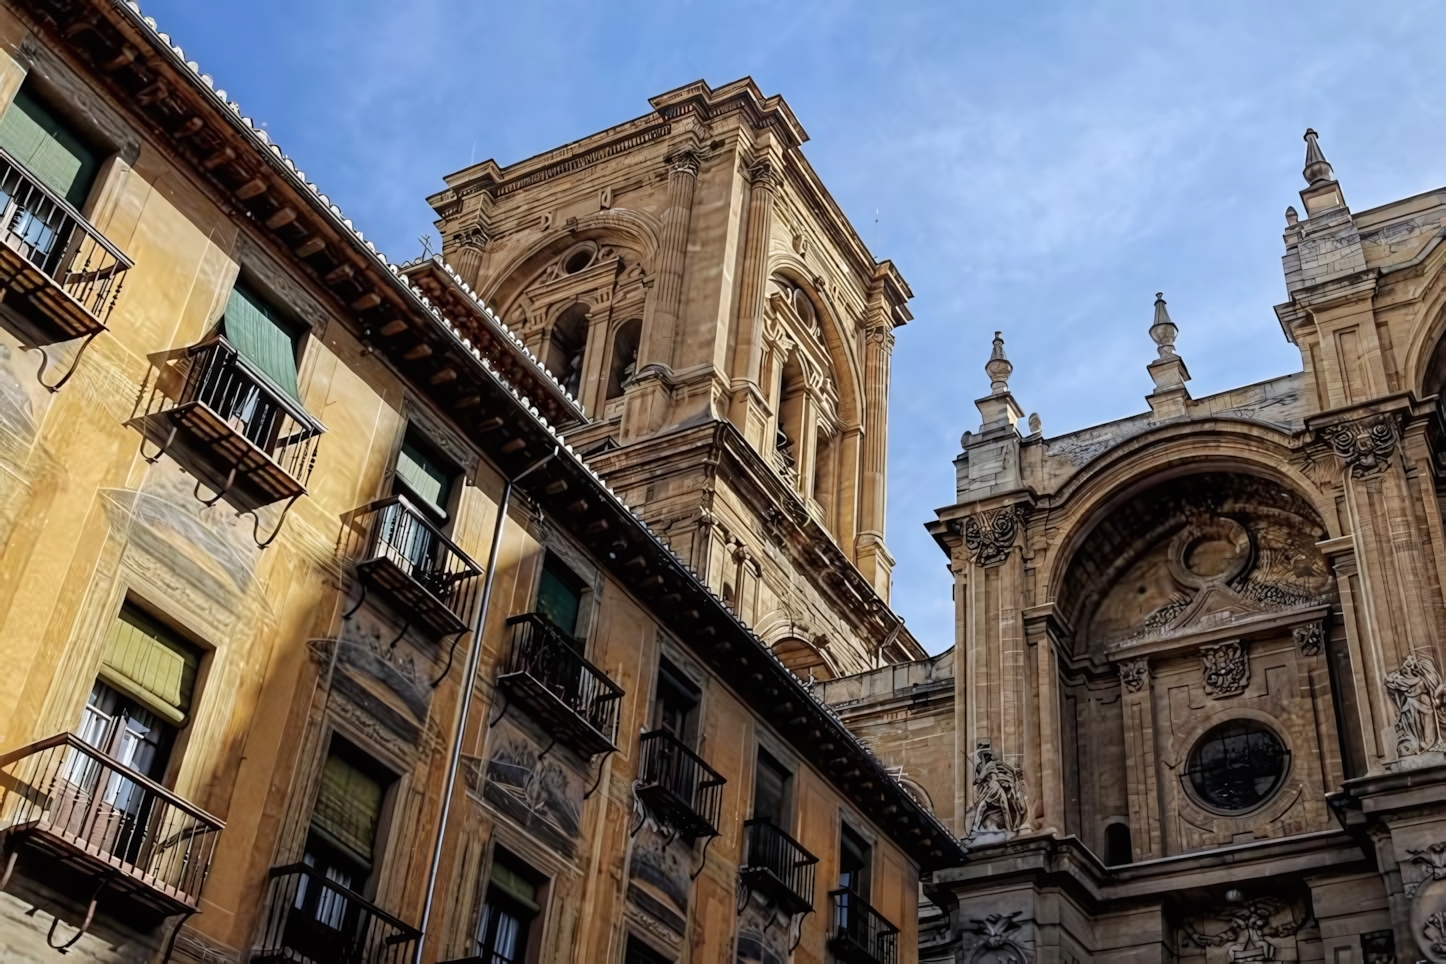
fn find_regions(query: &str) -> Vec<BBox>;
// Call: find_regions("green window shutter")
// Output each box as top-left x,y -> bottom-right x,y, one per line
394,439 -> 451,514
536,556 -> 583,640
222,284 -> 300,400
310,753 -> 383,867
98,608 -> 199,726
0,88 -> 98,208
489,857 -> 540,915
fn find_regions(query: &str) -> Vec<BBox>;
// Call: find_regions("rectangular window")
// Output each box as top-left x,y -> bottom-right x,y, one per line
221,282 -> 300,400
0,85 -> 98,207
535,552 -> 584,642
838,823 -> 872,901
393,433 -> 454,519
624,936 -> 671,964
304,738 -> 392,894
475,848 -> 544,964
752,748 -> 791,828
652,659 -> 700,746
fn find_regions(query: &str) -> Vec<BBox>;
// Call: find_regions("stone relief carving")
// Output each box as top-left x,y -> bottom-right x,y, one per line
955,505 -> 1027,567
1292,621 -> 1324,657
1407,842 -> 1446,898
963,911 -> 1032,964
1385,650 -> 1446,758
1318,413 -> 1400,479
1201,640 -> 1249,698
1118,658 -> 1149,694
1182,896 -> 1307,963
963,743 -> 1029,844
1411,848 -> 1446,963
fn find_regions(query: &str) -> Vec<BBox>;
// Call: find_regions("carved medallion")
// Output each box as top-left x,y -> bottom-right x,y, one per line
1118,658 -> 1149,694
1411,870 -> 1446,962
1292,621 -> 1325,657
1318,413 -> 1400,478
1201,640 -> 1249,698
957,505 -> 1027,567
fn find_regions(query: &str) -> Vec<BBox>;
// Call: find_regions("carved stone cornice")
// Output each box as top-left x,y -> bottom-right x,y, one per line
1318,412 -> 1401,478
951,504 -> 1028,567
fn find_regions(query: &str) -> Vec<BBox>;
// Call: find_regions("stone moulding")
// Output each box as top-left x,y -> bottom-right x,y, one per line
1201,639 -> 1249,698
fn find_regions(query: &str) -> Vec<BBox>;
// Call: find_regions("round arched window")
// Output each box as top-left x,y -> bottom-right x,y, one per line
1186,720 -> 1288,812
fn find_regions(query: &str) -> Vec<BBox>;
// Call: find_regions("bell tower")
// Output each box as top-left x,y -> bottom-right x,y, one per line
426,79 -> 925,674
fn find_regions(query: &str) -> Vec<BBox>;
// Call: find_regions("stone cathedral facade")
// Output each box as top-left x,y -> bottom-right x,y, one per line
825,134 -> 1446,962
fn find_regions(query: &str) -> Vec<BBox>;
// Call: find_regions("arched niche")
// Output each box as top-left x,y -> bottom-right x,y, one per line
772,636 -> 836,683
1056,471 -> 1333,658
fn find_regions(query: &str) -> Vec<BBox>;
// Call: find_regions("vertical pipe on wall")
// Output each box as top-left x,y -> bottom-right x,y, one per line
414,447 -> 557,964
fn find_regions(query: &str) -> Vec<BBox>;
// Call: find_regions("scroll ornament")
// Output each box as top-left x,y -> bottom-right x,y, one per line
956,505 -> 1027,567
1118,658 -> 1149,694
1292,622 -> 1325,657
1202,640 -> 1249,698
1318,413 -> 1400,479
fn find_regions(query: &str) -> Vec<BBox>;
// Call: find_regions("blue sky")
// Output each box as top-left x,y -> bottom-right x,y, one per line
140,0 -> 1446,654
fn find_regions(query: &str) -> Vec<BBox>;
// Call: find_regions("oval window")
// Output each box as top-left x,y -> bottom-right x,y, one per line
1186,720 -> 1287,812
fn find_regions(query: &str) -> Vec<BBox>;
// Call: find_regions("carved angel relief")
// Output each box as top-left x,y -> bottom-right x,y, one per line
1318,413 -> 1400,479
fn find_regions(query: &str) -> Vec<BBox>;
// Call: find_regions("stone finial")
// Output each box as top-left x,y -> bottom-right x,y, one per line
1149,293 -> 1178,359
1285,206 -> 1299,226
1028,412 -> 1042,435
985,331 -> 1012,394
1302,128 -> 1335,185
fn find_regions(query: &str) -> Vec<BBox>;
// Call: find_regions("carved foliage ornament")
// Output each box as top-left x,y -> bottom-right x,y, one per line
956,505 -> 1027,567
1118,658 -> 1149,694
1318,413 -> 1400,478
1201,640 -> 1249,698
964,911 -> 1032,964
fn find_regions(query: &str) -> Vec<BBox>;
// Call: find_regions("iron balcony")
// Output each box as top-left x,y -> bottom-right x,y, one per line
739,819 -> 817,917
636,730 -> 725,841
255,862 -> 420,964
130,335 -> 325,514
0,732 -> 223,924
828,888 -> 899,964
0,145 -> 131,343
344,495 -> 484,637
498,613 -> 623,758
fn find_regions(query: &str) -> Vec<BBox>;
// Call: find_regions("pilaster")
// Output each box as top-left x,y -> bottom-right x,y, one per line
728,153 -> 780,450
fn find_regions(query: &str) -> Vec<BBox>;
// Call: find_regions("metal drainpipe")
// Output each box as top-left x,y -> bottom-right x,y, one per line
414,446 -> 557,964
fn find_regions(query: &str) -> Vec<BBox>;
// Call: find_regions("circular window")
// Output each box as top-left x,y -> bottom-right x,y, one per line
561,242 -> 596,275
1186,720 -> 1288,812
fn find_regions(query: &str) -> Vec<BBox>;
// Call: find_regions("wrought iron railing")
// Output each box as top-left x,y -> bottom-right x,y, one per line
0,732 -> 222,911
500,613 -> 623,755
345,496 -> 483,636
0,145 -> 131,328
255,863 -> 420,963
179,337 -> 322,484
740,819 -> 817,915
637,730 -> 725,839
829,888 -> 899,964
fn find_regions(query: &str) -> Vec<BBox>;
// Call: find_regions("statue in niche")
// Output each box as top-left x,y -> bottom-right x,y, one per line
1385,650 -> 1446,757
963,743 -> 1028,844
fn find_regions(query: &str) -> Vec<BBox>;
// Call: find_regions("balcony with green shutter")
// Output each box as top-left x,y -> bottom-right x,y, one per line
0,88 -> 131,370
129,286 -> 325,535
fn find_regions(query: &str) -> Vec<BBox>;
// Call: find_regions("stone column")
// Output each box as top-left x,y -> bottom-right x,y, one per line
640,146 -> 701,371
855,306 -> 895,597
728,157 -> 780,450
1117,656 -> 1162,860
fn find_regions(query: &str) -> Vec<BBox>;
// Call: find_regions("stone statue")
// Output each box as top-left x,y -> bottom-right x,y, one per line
964,743 -> 1028,843
1385,650 -> 1446,757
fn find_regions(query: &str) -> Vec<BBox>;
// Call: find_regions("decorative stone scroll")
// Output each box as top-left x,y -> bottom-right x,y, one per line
1201,640 -> 1249,698
1118,658 -> 1149,694
1292,621 -> 1325,657
963,742 -> 1029,844
1385,650 -> 1446,758
1318,412 -> 1400,478
956,505 -> 1027,567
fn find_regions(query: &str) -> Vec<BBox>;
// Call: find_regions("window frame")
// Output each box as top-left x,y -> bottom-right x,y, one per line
474,844 -> 549,964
